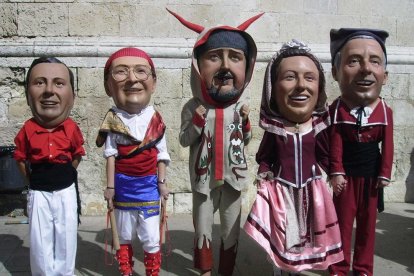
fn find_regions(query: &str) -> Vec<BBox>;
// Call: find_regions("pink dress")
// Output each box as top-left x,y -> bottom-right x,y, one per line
244,117 -> 343,272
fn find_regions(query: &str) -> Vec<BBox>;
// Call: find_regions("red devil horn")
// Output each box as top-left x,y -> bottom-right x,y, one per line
166,8 -> 204,34
237,12 -> 264,31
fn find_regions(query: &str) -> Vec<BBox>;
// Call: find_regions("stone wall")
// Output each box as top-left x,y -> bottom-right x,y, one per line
1,0 -> 413,215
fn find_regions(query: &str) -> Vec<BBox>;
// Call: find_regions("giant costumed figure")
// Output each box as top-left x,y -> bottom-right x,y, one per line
168,9 -> 263,276
97,48 -> 171,276
243,40 -> 344,274
14,57 -> 85,275
328,28 -> 393,276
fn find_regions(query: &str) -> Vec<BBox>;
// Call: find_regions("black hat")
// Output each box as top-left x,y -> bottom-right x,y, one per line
330,28 -> 389,65
195,30 -> 249,58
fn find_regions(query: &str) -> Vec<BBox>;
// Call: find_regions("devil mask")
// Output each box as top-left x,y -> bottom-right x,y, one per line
168,9 -> 263,107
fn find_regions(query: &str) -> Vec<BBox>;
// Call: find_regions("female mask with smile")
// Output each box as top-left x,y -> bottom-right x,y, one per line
273,55 -> 320,123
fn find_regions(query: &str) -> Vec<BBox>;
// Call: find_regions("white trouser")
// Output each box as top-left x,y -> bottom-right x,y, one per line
115,209 -> 160,253
27,184 -> 78,276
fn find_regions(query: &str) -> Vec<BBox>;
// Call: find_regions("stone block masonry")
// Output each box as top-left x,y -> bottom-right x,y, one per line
1,1 -> 414,214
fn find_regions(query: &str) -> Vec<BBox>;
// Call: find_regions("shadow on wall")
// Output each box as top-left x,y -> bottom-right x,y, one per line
405,148 -> 414,202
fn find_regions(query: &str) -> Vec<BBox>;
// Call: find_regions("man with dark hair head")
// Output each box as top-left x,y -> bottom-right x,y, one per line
14,57 -> 85,275
169,9 -> 263,276
25,57 -> 75,95
328,28 -> 393,276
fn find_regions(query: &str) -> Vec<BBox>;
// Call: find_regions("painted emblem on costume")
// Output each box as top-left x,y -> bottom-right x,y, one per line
228,103 -> 248,180
228,103 -> 244,165
195,130 -> 213,183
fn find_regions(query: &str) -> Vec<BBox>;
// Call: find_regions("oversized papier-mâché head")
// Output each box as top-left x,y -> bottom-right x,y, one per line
167,9 -> 263,107
25,57 -> 75,129
330,28 -> 389,107
104,47 -> 157,114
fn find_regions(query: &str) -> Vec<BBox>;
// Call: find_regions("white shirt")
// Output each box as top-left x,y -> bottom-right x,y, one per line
103,106 -> 170,164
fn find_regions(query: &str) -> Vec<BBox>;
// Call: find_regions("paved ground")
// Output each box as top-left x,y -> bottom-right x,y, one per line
0,203 -> 413,276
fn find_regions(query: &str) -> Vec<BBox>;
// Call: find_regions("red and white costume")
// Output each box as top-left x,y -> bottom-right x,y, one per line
329,97 -> 393,276
14,118 -> 85,276
97,47 -> 169,276
98,106 -> 170,253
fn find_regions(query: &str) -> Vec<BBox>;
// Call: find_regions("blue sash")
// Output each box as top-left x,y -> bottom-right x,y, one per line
113,173 -> 160,218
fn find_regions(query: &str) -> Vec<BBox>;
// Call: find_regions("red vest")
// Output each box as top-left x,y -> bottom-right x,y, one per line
115,144 -> 158,176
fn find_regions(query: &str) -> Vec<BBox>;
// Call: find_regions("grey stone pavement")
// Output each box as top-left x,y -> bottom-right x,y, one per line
0,203 -> 413,276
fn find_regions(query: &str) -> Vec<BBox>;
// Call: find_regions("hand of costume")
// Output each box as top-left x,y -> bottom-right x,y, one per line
195,105 -> 206,118
377,178 -> 390,188
255,179 -> 265,189
104,188 -> 115,210
255,171 -> 274,188
158,183 -> 170,201
240,104 -> 250,123
330,175 -> 347,196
